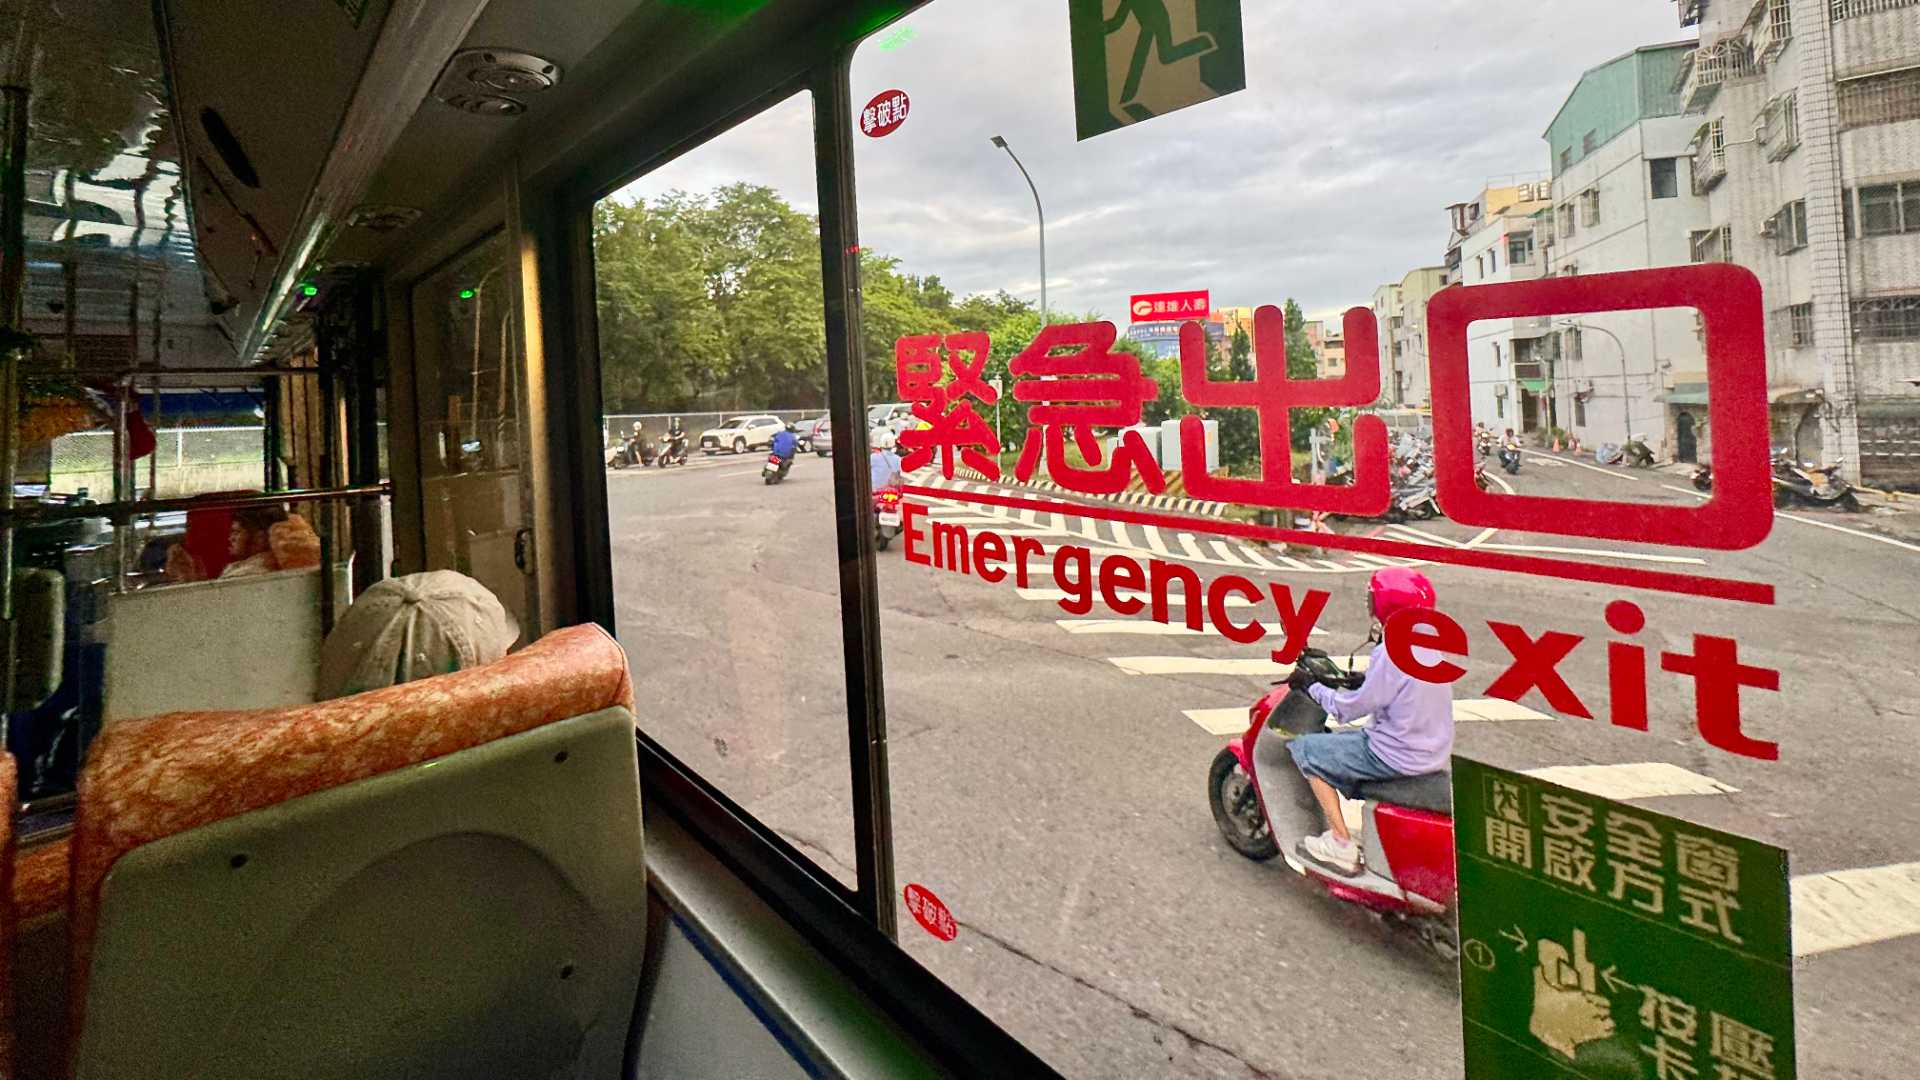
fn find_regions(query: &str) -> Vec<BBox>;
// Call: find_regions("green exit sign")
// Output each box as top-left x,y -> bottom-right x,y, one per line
1454,757 -> 1793,1079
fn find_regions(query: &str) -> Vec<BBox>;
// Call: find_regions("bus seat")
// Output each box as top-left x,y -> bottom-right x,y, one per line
100,563 -> 352,720
1,753 -> 15,1080
65,624 -> 642,1080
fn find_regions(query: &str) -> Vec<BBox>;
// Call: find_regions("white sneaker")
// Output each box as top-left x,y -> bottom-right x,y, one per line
1298,830 -> 1363,877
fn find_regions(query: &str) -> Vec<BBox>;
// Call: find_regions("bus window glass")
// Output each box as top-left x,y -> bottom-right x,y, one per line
854,3 -> 1920,1077
591,92 -> 857,888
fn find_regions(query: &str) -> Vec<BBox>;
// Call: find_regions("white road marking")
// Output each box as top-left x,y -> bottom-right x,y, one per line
1208,539 -> 1250,566
1142,525 -> 1172,557
1060,619 -> 1326,637
1472,542 -> 1706,566
1522,762 -> 1738,800
1660,484 -> 1920,554
1454,698 -> 1554,722
1237,545 -> 1280,570
1178,533 -> 1206,560
1184,708 -> 1252,735
1776,510 -> 1920,554
1791,862 -> 1920,957
718,468 -> 768,478
1525,450 -> 1639,482
1058,619 -> 1205,636
1110,655 -> 1370,677
1185,683 -> 1510,737
1387,524 -> 1462,548
1016,587 -> 1255,606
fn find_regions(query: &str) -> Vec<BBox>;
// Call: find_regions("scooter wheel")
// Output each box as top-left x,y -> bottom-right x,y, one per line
876,532 -> 892,551
1837,490 -> 1862,513
1209,748 -> 1279,861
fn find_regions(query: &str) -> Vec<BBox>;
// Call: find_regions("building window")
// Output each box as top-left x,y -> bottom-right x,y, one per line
1573,395 -> 1587,427
1837,67 -> 1920,131
1496,395 -> 1505,419
1559,147 -> 1572,173
1649,157 -> 1680,199
1582,129 -> 1598,155
1557,203 -> 1575,238
1833,0 -> 1920,20
1690,226 -> 1733,264
1852,295 -> 1920,340
1489,248 -> 1498,273
1767,200 -> 1808,254
1579,188 -> 1601,227
1847,181 -> 1920,237
1565,327 -> 1583,362
1776,302 -> 1815,348
1476,254 -> 1485,278
1493,342 -> 1503,368
1508,233 -> 1535,264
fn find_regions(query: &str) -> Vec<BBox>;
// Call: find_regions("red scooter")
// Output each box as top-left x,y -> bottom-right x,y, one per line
1207,647 -> 1458,954
874,485 -> 904,549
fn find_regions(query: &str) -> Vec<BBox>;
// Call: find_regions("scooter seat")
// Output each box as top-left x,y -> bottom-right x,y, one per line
1354,771 -> 1452,815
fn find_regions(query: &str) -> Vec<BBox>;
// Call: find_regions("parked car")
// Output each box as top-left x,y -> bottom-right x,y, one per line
699,414 -> 785,454
812,416 -> 832,457
868,402 -> 911,431
790,415 -> 828,452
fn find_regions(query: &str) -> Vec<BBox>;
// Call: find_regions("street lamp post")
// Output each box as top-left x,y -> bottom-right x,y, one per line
990,135 -> 1047,322
1562,320 -> 1633,446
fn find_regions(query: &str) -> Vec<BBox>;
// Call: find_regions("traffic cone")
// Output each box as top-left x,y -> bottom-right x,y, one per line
1552,435 -> 1562,452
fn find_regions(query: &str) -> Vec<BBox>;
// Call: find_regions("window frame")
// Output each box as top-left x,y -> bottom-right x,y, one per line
1649,157 -> 1679,199
518,12 -> 1067,1068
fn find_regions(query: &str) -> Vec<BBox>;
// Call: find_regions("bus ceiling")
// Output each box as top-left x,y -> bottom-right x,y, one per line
146,0 -> 921,363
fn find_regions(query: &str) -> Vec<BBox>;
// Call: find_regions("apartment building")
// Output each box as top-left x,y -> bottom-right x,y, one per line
1679,0 -> 1920,485
1445,182 -> 1556,432
1393,267 -> 1449,408
1543,41 -> 1714,459
1370,282 -> 1404,403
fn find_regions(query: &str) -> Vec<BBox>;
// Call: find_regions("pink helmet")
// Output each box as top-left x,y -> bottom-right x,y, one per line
1367,566 -> 1437,622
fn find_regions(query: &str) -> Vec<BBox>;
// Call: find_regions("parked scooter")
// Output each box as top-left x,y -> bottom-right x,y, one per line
607,424 -> 652,469
1207,646 -> 1457,954
1691,464 -> 1713,492
1771,450 -> 1860,511
874,485 -> 904,550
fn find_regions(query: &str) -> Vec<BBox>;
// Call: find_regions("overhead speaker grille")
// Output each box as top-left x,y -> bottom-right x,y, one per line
435,48 -> 561,116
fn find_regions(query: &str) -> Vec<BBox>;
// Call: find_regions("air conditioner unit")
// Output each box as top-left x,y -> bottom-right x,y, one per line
1760,218 -> 1778,238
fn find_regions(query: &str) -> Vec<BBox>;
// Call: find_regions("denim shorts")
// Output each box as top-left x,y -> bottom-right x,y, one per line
1288,731 -> 1404,799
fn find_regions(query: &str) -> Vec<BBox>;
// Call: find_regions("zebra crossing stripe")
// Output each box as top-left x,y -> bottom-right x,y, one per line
1184,708 -> 1253,735
1791,862 -> 1920,957
1142,525 -> 1172,557
1057,619 -> 1206,636
1520,762 -> 1738,800
1237,546 -> 1280,570
1207,539 -> 1248,566
1177,533 -> 1206,560
1110,655 -> 1371,677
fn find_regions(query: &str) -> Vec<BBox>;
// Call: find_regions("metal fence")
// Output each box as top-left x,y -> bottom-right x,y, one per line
49,426 -> 266,498
602,409 -> 824,446
1832,0 -> 1920,20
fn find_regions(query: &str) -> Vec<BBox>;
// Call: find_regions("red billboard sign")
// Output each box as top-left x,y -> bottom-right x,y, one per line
1129,290 -> 1210,321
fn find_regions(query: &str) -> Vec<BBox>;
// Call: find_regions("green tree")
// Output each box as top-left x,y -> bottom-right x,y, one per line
1283,299 -> 1333,452
1213,327 -> 1259,471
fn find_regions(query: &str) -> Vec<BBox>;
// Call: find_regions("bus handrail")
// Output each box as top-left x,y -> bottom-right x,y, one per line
0,482 -> 392,526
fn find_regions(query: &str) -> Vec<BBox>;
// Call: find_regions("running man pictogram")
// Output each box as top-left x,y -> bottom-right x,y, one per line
1103,0 -> 1218,114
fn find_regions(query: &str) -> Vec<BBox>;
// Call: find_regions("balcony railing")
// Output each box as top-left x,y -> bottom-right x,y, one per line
1832,0 -> 1920,20
1692,121 -> 1728,193
1757,92 -> 1801,161
1678,39 -> 1759,110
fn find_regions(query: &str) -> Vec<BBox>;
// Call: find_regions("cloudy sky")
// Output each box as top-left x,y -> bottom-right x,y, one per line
617,1 -> 1692,323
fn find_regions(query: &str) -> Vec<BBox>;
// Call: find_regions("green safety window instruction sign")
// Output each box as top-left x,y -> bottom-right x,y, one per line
1454,757 -> 1793,1079
1068,0 -> 1246,141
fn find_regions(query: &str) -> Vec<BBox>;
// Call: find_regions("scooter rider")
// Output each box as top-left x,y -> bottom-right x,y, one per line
870,428 -> 903,489
1287,567 -> 1455,876
771,423 -> 798,465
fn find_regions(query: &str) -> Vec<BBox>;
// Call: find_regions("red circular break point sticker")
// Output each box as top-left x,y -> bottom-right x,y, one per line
860,89 -> 910,138
904,883 -> 956,941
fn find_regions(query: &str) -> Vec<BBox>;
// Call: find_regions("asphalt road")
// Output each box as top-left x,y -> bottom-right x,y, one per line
604,446 -> 1920,1080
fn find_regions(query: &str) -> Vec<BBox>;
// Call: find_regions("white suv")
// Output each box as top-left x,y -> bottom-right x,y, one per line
699,414 -> 786,454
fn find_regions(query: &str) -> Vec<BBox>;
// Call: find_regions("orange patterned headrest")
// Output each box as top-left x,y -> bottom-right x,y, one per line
65,623 -> 633,1038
